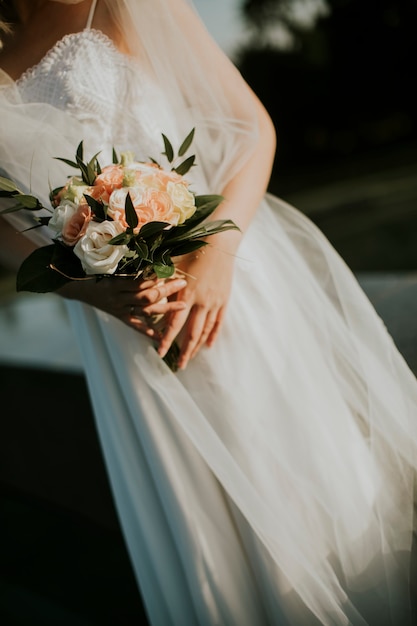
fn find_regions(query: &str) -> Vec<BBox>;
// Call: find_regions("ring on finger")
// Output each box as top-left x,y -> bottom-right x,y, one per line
153,286 -> 162,301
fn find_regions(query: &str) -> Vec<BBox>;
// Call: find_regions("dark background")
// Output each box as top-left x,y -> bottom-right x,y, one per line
236,0 -> 417,270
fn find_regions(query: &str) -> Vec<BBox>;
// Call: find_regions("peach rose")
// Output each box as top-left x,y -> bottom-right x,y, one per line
107,187 -> 145,226
51,186 -> 66,208
85,184 -> 110,205
155,169 -> 186,188
94,165 -> 124,194
126,163 -> 170,191
61,202 -> 92,246
108,186 -> 176,228
141,188 -> 175,224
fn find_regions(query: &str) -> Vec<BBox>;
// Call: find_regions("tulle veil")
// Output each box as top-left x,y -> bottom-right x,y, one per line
1,1 -> 417,624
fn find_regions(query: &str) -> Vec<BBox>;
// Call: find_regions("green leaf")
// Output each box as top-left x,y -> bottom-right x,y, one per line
194,219 -> 240,238
173,155 -> 195,176
152,262 -> 175,279
125,192 -> 139,230
0,176 -> 19,193
112,147 -> 119,164
108,232 -> 131,246
54,157 -> 79,169
84,194 -> 106,221
0,203 -> 27,214
178,128 -> 195,157
178,194 -> 224,229
86,161 -> 97,185
167,218 -> 239,244
170,240 -> 208,257
15,194 -> 41,210
16,244 -> 69,293
87,151 -> 101,180
76,156 -> 90,185
51,241 -> 86,278
135,241 -> 149,259
49,186 -> 64,204
195,194 -> 224,211
36,216 -> 51,227
137,221 -> 170,239
76,141 -> 84,163
162,134 -> 174,163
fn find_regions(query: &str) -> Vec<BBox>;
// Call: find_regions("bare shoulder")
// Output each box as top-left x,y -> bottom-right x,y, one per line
91,2 -> 129,54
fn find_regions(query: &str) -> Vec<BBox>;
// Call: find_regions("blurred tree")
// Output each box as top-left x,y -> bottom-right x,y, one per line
236,0 -> 417,188
242,0 -> 330,50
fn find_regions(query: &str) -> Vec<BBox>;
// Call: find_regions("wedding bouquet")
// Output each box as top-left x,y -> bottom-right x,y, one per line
0,129 -> 239,370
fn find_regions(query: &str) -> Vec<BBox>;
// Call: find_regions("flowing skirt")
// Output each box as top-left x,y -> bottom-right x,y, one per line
67,193 -> 417,626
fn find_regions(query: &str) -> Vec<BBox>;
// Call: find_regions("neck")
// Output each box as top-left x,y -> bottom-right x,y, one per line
12,1 -> 54,24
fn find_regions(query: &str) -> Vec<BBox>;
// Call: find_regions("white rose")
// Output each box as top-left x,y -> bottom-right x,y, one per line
74,220 -> 128,275
48,199 -> 78,235
168,181 -> 196,224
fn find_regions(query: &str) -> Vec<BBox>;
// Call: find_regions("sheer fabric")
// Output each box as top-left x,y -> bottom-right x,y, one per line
0,2 -> 416,624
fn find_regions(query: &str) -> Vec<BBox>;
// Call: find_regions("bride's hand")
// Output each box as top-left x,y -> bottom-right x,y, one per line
157,245 -> 235,369
57,275 -> 188,338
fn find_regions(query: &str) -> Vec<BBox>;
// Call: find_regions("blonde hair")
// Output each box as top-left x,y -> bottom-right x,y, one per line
0,1 -> 17,47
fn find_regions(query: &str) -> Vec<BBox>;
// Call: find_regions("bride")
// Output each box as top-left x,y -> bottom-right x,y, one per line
1,1 -> 416,624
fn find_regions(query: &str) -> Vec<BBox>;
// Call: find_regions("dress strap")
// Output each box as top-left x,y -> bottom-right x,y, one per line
86,0 -> 98,30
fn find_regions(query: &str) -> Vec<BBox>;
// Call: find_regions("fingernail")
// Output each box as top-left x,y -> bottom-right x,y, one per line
177,279 -> 187,287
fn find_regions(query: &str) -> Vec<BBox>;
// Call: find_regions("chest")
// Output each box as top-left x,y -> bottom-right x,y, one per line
10,29 -> 171,160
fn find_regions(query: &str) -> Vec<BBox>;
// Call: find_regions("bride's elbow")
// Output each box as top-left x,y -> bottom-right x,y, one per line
256,97 -> 277,162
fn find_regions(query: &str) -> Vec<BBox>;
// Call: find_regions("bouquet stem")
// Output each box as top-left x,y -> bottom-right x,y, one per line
161,341 -> 181,372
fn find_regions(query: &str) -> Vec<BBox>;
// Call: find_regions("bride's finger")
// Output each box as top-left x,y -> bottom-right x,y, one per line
137,278 -> 187,305
127,314 -> 157,338
190,310 -> 218,359
141,299 -> 186,317
157,306 -> 190,359
177,306 -> 208,370
206,308 -> 225,347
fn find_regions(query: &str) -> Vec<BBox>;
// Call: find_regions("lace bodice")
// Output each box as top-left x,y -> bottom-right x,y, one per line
16,29 -> 170,160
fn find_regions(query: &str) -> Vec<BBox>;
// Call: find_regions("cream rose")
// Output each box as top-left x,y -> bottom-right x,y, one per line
48,199 -> 78,235
168,181 -> 196,224
108,186 -> 175,228
74,220 -> 128,275
126,163 -> 164,190
107,187 -> 146,225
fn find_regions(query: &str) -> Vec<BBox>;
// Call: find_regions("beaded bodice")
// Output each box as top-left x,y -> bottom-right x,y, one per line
16,29 -> 169,159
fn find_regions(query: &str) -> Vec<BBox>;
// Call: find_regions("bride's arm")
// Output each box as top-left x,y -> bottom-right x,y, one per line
0,214 -> 187,338
158,85 -> 277,368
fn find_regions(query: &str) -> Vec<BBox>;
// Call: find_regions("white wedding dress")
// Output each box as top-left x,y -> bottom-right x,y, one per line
1,2 -> 417,625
